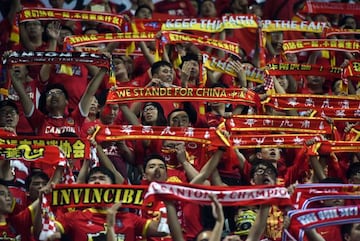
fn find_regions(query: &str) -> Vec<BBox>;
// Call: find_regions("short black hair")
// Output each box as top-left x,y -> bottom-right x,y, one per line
144,154 -> 167,170
250,159 -> 278,178
318,177 -> 344,184
135,4 -> 153,16
0,100 -> 18,113
151,61 -> 172,76
25,171 -> 50,191
346,162 -> 360,179
86,166 -> 116,184
39,83 -> 69,113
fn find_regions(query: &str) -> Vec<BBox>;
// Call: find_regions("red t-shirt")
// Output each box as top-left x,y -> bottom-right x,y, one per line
56,208 -> 149,241
27,105 -> 86,137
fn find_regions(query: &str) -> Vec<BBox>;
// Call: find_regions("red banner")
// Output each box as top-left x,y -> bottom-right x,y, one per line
266,63 -> 342,78
0,143 -> 64,165
19,8 -> 124,29
64,32 -> 156,49
263,94 -> 360,112
300,1 -> 360,15
282,39 -> 360,54
228,115 -> 333,134
160,31 -> 240,57
0,136 -> 90,160
230,134 -> 322,149
107,87 -> 259,107
94,125 -> 230,147
292,184 -> 360,209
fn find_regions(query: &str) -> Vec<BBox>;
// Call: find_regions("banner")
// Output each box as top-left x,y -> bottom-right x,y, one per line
292,184 -> 360,209
228,115 -> 333,134
230,134 -> 322,149
64,32 -> 156,49
160,31 -> 240,57
202,52 -> 264,83
47,184 -> 148,208
282,39 -> 360,54
135,15 -> 325,33
19,8 -> 124,29
74,47 -> 144,56
300,1 -> 360,15
106,87 -> 259,107
93,124 -> 229,147
0,143 -> 64,165
144,182 -> 291,206
266,63 -> 342,78
263,94 -> 360,111
284,205 -> 360,241
322,27 -> 360,38
3,51 -> 110,69
0,136 -> 90,160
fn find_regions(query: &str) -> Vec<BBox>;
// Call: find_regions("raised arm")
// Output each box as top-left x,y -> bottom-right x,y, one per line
10,65 -> 34,115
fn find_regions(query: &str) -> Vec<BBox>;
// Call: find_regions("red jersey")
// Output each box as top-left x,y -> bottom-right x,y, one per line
8,205 -> 36,241
27,105 -> 86,137
48,64 -> 89,112
0,221 -> 20,241
56,208 -> 150,241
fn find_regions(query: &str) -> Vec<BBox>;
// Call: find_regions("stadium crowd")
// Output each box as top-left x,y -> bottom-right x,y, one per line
0,0 -> 360,241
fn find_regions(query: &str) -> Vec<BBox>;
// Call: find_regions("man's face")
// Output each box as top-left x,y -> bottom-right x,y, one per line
257,148 -> 281,162
345,223 -> 360,241
0,185 -> 13,214
251,164 -> 276,185
168,111 -> 190,127
0,106 -> 19,128
45,88 -> 68,112
28,176 -> 48,201
87,172 -> 113,184
100,104 -> 119,125
11,65 -> 28,79
187,60 -> 200,79
25,21 -> 43,38
144,158 -> 167,182
154,66 -> 174,84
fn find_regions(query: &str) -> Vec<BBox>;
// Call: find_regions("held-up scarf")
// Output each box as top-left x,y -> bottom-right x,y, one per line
144,182 -> 292,206
0,143 -> 65,165
19,8 -> 125,30
64,32 -> 156,49
282,39 -> 360,54
284,205 -> 360,241
159,31 -> 240,57
227,115 -> 333,134
300,1 -> 360,15
291,183 -> 360,210
132,15 -> 325,33
322,27 -> 360,38
106,87 -> 260,107
0,136 -> 90,161
93,124 -> 230,148
266,63 -> 342,78
202,52 -> 264,83
263,94 -> 360,111
3,51 -> 110,70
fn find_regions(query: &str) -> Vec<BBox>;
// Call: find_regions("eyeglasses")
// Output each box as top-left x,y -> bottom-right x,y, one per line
46,90 -> 64,97
254,168 -> 275,176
